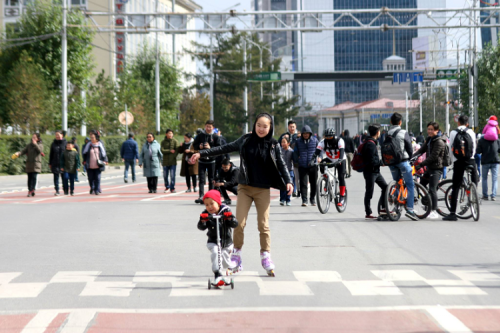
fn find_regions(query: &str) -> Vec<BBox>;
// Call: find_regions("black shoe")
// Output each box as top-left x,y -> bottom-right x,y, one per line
292,192 -> 298,197
223,199 -> 232,205
482,196 -> 488,200
195,198 -> 204,204
124,179 -> 128,183
64,190 -> 69,195
405,211 -> 419,221
90,189 -> 93,194
54,191 -> 60,196
95,191 -> 100,195
70,191 -> 74,196
442,214 -> 458,221
148,190 -> 152,193
186,188 -> 192,193
31,191 -> 35,197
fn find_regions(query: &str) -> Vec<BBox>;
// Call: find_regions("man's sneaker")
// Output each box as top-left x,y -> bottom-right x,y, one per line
195,198 -> 204,204
89,190 -> 93,194
292,192 -> 298,197
286,201 -> 291,206
164,189 -> 169,193
301,201 -> 308,207
280,201 -> 285,206
337,196 -> 345,207
230,249 -> 243,273
193,187 -> 198,192
310,198 -> 316,206
365,214 -> 377,220
124,179 -> 128,183
54,191 -> 60,196
482,196 -> 489,200
224,200 -> 232,205
428,211 -> 439,219
491,197 -> 496,201
70,191 -> 74,196
442,214 -> 458,221
186,188 -> 192,193
405,211 -> 419,221
170,189 -> 176,193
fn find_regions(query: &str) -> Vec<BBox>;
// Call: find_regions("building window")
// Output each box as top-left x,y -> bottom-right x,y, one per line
5,0 -> 20,5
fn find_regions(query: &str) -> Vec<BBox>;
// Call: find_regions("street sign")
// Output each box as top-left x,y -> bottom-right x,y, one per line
393,72 -> 423,84
249,72 -> 281,82
436,69 -> 464,80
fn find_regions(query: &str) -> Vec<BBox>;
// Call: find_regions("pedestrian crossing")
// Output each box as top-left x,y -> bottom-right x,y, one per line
0,269 -> 498,298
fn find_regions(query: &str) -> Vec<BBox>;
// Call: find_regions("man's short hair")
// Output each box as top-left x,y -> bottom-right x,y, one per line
368,124 -> 381,137
222,158 -> 231,165
205,120 -> 215,126
165,129 -> 173,134
427,122 -> 439,131
288,120 -> 296,126
390,112 -> 403,125
128,133 -> 134,138
458,115 -> 468,125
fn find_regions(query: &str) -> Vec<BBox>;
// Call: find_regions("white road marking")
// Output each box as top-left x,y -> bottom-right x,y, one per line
371,270 -> 426,281
50,271 -> 101,283
342,280 -> 403,296
141,185 -> 209,201
79,282 -> 136,297
257,281 -> 314,296
424,279 -> 487,295
0,272 -> 21,284
0,283 -> 48,298
20,310 -> 60,333
133,271 -> 183,283
449,270 -> 500,282
426,307 -> 473,333
60,310 -> 96,333
170,281 -> 224,296
294,271 -> 342,282
232,271 -> 263,283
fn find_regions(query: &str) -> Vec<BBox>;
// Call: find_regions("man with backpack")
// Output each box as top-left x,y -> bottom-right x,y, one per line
360,124 -> 388,220
443,115 -> 478,221
383,112 -> 418,221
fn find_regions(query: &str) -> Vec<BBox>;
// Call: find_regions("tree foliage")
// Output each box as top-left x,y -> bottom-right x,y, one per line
179,91 -> 210,135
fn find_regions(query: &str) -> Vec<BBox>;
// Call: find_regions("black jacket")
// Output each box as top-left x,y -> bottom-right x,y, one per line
199,114 -> 292,191
362,138 -> 382,173
415,135 -> 446,170
197,205 -> 238,248
215,162 -> 239,188
49,139 -> 67,173
476,138 -> 500,164
192,132 -> 221,163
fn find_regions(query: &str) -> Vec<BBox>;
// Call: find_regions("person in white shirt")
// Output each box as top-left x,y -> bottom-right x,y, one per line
443,115 -> 478,221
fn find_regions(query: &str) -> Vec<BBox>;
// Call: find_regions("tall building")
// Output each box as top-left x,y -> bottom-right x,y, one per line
480,0 -> 499,48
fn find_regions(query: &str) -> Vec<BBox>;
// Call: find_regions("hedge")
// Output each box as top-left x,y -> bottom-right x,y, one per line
0,134 -> 184,175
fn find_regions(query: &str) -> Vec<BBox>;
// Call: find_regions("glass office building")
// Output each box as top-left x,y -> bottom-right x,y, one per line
333,0 -> 417,104
480,1 -> 499,47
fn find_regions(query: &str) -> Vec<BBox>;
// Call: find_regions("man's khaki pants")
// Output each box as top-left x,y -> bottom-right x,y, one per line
235,184 -> 271,253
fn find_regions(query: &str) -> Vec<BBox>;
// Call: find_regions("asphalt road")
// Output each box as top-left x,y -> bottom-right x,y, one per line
0,161 -> 499,332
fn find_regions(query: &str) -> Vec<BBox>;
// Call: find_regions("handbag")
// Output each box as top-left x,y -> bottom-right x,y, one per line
93,147 -> 105,168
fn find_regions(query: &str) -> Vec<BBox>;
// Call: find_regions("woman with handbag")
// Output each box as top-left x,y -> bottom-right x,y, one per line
179,133 -> 198,193
139,132 -> 163,193
82,130 -> 108,195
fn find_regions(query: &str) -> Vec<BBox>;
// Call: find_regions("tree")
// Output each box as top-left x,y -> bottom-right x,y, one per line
179,91 -> 211,135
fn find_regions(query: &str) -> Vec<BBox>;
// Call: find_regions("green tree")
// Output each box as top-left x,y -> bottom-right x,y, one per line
179,91 -> 211,135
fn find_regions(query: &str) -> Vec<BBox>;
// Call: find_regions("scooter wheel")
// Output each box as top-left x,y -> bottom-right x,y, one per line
231,279 -> 234,290
208,278 -> 211,290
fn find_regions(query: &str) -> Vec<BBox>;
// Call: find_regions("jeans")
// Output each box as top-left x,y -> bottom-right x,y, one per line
389,161 -> 415,211
87,169 -> 101,193
280,170 -> 294,202
163,165 -> 176,190
53,173 -> 64,192
420,169 -> 443,211
363,171 -> 387,215
27,172 -> 38,191
482,163 -> 499,198
443,167 -> 447,179
124,160 -> 136,181
63,172 -> 76,192
475,154 -> 482,177
198,162 -> 216,197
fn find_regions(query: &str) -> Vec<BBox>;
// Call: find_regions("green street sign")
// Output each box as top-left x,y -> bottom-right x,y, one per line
436,69 -> 465,80
248,72 -> 281,82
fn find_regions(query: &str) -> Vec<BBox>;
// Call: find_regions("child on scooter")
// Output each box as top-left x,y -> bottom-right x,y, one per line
198,190 -> 239,284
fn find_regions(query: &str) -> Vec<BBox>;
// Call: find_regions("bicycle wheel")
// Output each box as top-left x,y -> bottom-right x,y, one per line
445,185 -> 473,219
413,183 -> 431,219
469,183 -> 480,221
436,179 -> 453,217
335,187 -> 347,213
385,181 -> 402,221
316,177 -> 331,214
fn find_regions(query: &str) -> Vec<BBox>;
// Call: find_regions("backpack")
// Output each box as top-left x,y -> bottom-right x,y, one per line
452,128 -> 473,160
351,142 -> 366,172
442,139 -> 452,167
381,129 -> 404,166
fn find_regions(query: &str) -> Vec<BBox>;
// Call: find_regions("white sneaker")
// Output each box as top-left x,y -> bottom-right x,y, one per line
428,211 -> 439,219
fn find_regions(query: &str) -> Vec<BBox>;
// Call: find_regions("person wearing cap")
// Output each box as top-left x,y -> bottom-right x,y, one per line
482,115 -> 500,141
197,190 -> 238,284
161,129 -> 179,193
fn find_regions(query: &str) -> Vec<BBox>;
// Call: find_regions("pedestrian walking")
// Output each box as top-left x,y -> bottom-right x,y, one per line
139,132 -> 163,193
280,136 -> 295,206
82,130 -> 108,195
120,133 -> 139,183
161,129 -> 179,193
190,113 -> 293,276
443,115 -> 478,221
476,131 -> 500,201
81,137 -> 90,177
15,133 -> 43,197
361,124 -> 387,220
294,125 -> 319,207
414,122 -> 447,219
60,141 -> 81,196
192,120 -> 221,204
214,158 -> 239,205
343,129 -> 355,178
49,130 -> 67,196
71,137 -> 80,182
179,133 -> 198,193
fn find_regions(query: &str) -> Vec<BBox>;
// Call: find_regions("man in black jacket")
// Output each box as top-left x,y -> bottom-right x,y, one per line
476,136 -> 500,200
214,159 -> 239,205
192,120 -> 221,203
49,130 -> 67,196
343,129 -> 355,178
362,124 -> 387,220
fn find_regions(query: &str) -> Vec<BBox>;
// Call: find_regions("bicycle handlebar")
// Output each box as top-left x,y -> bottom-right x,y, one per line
317,160 -> 341,167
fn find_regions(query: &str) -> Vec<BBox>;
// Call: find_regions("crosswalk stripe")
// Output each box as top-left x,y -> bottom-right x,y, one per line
60,310 -> 96,333
79,282 -> 136,297
133,271 -> 184,283
0,272 -> 21,284
20,310 -> 59,333
426,307 -> 473,333
371,270 -> 426,281
257,281 -> 314,296
449,270 -> 500,282
0,283 -> 48,298
424,280 -> 487,295
342,280 -> 403,296
50,271 -> 101,283
294,271 -> 342,282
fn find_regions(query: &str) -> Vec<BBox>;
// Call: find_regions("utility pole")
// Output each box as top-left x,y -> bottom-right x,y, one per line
172,0 -> 176,66
469,1 -> 475,128
457,42 -> 461,109
81,90 -> 86,136
125,103 -> 128,137
433,88 -> 436,122
209,34 -> 214,120
405,91 -> 409,130
243,39 -> 248,134
62,0 -> 68,132
271,64 -> 275,111
419,83 -> 423,133
473,0 -> 479,129
446,79 -> 450,135
155,0 -> 160,135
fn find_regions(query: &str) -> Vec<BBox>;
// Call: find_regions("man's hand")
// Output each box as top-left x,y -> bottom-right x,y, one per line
61,168 -> 64,172
136,159 -> 139,165
185,149 -> 190,153
190,153 -> 201,164
170,150 -> 175,154
122,158 -> 125,162
199,143 -> 204,149
286,183 -> 294,196
204,142 -> 210,149
308,159 -> 316,168
31,138 -> 37,145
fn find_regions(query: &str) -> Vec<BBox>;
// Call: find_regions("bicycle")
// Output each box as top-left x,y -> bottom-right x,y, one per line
384,157 -> 432,221
315,160 -> 347,214
440,165 -> 480,221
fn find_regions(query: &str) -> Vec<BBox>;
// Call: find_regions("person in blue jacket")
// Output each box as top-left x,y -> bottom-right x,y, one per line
120,133 -> 140,183
294,125 -> 319,207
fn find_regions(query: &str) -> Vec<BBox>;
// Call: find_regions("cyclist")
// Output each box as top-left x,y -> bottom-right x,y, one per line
443,115 -> 477,221
414,122 -> 446,219
308,128 -> 347,207
386,112 -> 418,221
